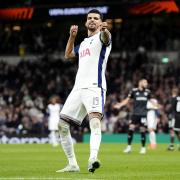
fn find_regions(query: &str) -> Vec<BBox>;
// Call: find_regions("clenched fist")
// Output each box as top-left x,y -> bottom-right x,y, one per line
101,22 -> 108,31
70,25 -> 78,37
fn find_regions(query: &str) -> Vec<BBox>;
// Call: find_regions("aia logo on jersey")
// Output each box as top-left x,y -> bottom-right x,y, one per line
80,48 -> 90,58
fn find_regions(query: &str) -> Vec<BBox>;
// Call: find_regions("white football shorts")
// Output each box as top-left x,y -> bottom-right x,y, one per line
48,117 -> 59,131
60,87 -> 106,125
147,110 -> 158,129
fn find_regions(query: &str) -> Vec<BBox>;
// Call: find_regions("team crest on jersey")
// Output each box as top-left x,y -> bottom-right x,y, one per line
144,92 -> 148,96
90,39 -> 94,44
136,92 -> 139,95
80,48 -> 91,58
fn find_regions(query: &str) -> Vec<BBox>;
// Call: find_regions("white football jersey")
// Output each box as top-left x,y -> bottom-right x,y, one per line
74,31 -> 111,90
47,103 -> 62,130
147,99 -> 158,110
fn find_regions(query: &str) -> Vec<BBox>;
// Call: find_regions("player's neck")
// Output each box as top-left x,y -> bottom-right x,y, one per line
139,87 -> 144,91
88,29 -> 99,37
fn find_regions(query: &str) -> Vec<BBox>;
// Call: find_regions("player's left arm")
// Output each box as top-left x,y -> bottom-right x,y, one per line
148,90 -> 160,109
171,97 -> 176,112
46,105 -> 50,116
100,22 -> 111,46
149,98 -> 160,109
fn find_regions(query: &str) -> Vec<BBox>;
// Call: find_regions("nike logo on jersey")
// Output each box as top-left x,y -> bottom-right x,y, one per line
80,48 -> 90,58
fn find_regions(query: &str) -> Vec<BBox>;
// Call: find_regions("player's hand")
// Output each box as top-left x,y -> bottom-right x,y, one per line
70,25 -> 78,37
113,103 -> 122,109
100,22 -> 108,31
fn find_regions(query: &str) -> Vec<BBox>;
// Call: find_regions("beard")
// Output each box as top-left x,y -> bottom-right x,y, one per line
87,23 -> 97,32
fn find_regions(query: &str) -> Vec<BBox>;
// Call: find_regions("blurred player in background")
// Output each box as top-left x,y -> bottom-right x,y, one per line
167,87 -> 180,151
56,9 -> 111,173
167,114 -> 175,151
47,95 -> 62,147
114,79 -> 151,154
147,98 -> 160,149
166,88 -> 176,150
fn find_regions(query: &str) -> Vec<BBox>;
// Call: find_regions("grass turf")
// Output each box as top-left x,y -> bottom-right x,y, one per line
0,143 -> 180,180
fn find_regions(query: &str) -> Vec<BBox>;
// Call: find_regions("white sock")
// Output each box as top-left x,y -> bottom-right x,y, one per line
89,118 -> 101,160
59,121 -> 78,166
149,131 -> 156,145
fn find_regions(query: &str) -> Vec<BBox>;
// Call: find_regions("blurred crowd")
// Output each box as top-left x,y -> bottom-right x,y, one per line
0,18 -> 180,56
0,54 -> 179,137
0,57 -> 76,137
0,17 -> 180,137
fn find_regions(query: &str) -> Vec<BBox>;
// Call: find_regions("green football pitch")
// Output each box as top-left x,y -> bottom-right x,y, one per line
0,143 -> 180,180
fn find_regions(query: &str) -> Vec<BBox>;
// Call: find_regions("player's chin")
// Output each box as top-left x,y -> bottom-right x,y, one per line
88,27 -> 96,32
88,25 -> 96,29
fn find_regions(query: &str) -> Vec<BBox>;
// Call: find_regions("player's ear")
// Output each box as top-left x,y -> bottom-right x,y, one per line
85,22 -> 87,27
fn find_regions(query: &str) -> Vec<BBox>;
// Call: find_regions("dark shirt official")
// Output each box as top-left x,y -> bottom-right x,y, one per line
172,96 -> 180,115
128,88 -> 151,116
171,96 -> 180,130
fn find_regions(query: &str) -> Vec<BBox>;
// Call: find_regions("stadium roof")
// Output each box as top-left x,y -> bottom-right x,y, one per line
0,0 -> 180,21
0,0 -> 167,8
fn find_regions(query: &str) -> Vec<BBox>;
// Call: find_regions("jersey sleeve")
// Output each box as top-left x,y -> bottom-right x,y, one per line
148,90 -> 152,99
99,32 -> 112,46
46,105 -> 50,114
73,44 -> 80,57
128,89 -> 134,99
171,97 -> 176,113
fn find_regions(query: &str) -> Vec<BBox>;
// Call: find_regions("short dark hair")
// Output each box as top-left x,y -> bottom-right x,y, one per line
87,9 -> 103,20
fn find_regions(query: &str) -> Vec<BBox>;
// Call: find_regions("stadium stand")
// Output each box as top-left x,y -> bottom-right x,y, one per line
0,2 -> 180,139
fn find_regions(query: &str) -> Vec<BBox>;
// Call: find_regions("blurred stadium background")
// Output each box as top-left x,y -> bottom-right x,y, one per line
0,0 -> 180,144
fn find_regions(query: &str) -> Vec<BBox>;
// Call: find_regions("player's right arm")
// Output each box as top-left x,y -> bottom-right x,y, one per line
113,97 -> 130,109
64,25 -> 78,60
113,89 -> 134,109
